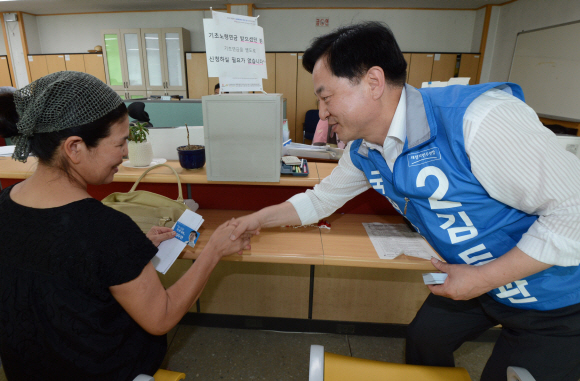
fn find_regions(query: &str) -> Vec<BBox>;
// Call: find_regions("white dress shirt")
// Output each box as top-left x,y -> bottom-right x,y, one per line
288,87 -> 580,267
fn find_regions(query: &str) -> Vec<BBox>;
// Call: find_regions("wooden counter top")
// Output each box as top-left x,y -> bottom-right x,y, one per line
0,157 -> 323,187
315,162 -> 337,181
179,209 -> 435,270
0,157 -> 37,179
320,214 -> 436,270
180,209 -> 324,265
116,160 -> 321,187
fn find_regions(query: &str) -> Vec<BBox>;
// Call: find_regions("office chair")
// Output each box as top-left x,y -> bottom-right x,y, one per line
303,109 -> 320,143
133,369 -> 186,381
309,345 -> 536,381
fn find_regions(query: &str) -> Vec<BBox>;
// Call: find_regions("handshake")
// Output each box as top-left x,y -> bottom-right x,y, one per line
205,202 -> 301,259
209,213 -> 264,258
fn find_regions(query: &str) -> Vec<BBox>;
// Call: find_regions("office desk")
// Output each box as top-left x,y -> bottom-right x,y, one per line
1,157 -> 433,324
182,209 -> 434,271
0,157 -> 318,186
183,209 -> 324,266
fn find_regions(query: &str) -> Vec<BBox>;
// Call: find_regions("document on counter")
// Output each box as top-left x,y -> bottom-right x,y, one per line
0,145 -> 15,157
152,210 -> 204,274
362,222 -> 439,260
282,142 -> 344,160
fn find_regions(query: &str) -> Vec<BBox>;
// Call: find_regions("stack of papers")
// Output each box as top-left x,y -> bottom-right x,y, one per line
281,156 -> 302,165
282,142 -> 343,160
422,273 -> 448,285
362,222 -> 439,260
152,210 -> 204,274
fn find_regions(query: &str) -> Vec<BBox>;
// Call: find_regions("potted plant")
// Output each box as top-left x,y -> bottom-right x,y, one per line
177,124 -> 205,169
128,122 -> 154,167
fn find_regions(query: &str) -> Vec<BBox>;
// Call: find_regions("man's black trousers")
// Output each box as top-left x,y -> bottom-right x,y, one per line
406,293 -> 580,381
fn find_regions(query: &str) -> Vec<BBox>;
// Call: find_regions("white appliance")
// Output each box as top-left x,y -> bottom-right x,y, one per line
202,94 -> 283,182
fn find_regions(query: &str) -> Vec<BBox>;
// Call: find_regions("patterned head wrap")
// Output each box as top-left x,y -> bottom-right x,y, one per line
12,71 -> 123,162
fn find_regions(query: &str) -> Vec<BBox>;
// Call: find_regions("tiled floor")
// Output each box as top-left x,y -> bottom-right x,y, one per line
161,324 -> 495,380
0,324 -> 495,380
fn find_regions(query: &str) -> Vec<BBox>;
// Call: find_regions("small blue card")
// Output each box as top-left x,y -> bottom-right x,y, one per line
174,221 -> 200,248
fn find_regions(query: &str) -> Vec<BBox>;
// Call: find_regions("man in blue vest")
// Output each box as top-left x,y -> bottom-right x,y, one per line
230,22 -> 580,380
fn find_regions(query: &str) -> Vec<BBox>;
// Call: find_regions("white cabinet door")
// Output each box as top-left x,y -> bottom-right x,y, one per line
102,30 -> 126,91
141,28 -> 166,92
163,28 -> 187,91
120,29 -> 147,91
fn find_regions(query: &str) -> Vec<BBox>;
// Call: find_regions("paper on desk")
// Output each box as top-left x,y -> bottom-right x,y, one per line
152,210 -> 204,274
0,145 -> 15,157
362,222 -> 438,260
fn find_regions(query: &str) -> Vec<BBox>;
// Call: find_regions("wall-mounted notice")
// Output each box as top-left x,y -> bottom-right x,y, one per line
203,11 -> 267,80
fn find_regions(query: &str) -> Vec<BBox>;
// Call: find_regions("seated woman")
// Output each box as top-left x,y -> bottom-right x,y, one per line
0,72 -> 253,380
127,101 -> 153,127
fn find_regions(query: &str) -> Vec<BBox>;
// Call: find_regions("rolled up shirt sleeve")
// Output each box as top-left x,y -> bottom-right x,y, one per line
287,142 -> 371,225
466,93 -> 580,266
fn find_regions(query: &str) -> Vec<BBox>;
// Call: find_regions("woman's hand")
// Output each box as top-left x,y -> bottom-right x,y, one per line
207,219 -> 254,257
227,214 -> 262,241
146,226 -> 176,247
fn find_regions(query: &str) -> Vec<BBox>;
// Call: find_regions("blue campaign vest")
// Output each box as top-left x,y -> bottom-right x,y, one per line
350,83 -> 580,311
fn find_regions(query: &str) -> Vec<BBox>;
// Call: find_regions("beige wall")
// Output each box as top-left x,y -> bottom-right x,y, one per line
22,13 -> 41,54
34,8 -> 482,54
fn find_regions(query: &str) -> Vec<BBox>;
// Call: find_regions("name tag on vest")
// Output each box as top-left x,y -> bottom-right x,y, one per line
408,147 -> 441,166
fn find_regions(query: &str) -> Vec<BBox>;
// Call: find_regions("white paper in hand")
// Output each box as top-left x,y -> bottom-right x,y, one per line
152,210 -> 204,274
422,273 -> 448,285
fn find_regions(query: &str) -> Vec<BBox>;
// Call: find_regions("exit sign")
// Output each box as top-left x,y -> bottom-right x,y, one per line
316,17 -> 329,27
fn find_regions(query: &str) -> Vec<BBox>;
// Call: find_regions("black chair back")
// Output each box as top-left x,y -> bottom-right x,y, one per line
303,109 -> 320,142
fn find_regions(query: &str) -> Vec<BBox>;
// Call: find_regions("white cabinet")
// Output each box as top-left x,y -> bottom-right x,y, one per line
102,29 -> 147,93
141,28 -> 189,95
103,27 -> 189,97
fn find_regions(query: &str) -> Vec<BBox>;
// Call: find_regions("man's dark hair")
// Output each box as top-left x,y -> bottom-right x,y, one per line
214,83 -> 220,90
302,21 -> 407,87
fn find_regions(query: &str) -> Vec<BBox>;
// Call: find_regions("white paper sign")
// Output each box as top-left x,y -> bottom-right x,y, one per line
203,18 -> 267,79
212,10 -> 258,26
218,77 -> 263,92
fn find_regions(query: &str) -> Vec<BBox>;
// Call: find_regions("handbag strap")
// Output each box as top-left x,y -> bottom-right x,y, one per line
129,164 -> 184,203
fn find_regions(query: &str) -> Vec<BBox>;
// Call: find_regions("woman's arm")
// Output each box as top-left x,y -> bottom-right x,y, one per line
110,221 -> 251,335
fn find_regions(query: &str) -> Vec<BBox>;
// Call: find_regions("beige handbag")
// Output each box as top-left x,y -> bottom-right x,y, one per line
102,164 -> 189,233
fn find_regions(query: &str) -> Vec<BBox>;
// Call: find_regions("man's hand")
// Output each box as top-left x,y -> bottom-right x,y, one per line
427,258 -> 494,300
227,202 -> 303,241
427,247 -> 552,300
207,219 -> 253,257
146,226 -> 177,247
228,214 -> 262,241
